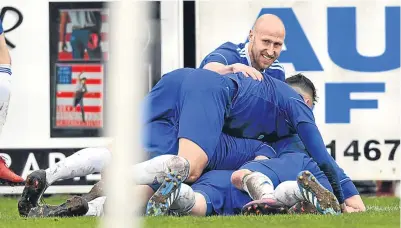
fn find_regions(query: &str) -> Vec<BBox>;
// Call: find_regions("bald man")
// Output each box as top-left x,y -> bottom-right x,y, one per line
200,14 -> 286,81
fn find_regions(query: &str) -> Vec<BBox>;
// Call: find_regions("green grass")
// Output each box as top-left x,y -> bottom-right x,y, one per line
0,196 -> 398,228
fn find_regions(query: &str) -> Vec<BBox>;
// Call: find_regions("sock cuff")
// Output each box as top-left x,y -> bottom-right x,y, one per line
0,65 -> 11,76
241,173 -> 252,193
247,171 -> 273,186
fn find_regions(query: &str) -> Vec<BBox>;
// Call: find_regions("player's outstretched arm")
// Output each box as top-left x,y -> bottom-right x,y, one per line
296,123 -> 345,205
327,153 -> 366,212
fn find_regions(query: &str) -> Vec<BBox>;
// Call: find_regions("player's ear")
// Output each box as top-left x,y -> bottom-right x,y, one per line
304,98 -> 313,108
248,30 -> 254,42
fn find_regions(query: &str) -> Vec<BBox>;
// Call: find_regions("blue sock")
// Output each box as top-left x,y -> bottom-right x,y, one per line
0,19 -> 3,34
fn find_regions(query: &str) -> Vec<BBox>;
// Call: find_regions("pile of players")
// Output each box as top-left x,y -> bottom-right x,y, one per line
1,15 -> 367,218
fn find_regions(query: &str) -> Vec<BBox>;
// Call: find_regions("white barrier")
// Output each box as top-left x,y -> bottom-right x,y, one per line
196,0 -> 400,180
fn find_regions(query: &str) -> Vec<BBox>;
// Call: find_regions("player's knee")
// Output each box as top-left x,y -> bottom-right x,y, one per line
170,183 -> 195,215
231,169 -> 252,190
166,155 -> 191,181
185,170 -> 202,183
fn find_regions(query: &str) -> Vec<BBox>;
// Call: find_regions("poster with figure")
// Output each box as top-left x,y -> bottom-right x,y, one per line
49,2 -> 107,137
49,1 -> 162,137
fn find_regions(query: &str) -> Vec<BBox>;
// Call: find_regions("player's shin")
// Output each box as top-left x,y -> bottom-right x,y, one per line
131,154 -> 190,185
242,172 -> 274,200
45,147 -> 111,185
273,181 -> 304,207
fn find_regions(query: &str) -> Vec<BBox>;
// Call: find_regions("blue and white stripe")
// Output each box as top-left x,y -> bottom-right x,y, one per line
269,60 -> 285,73
0,67 -> 11,76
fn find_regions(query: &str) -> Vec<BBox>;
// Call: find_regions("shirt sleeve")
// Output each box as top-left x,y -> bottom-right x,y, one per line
287,98 -> 344,204
199,48 -> 242,68
297,122 -> 345,204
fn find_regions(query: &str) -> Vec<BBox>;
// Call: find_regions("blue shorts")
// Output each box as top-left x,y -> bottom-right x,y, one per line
143,68 -> 237,163
191,170 -> 251,216
240,152 -> 333,192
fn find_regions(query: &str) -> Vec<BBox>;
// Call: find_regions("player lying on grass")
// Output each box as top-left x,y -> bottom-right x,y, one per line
200,14 -> 286,82
0,19 -> 24,185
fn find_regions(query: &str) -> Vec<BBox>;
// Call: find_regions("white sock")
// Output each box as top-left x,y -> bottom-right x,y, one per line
85,196 -> 106,217
242,172 -> 274,200
45,147 -> 112,185
0,65 -> 11,135
273,181 -> 304,207
131,155 -> 189,185
169,183 -> 195,215
0,66 -> 11,100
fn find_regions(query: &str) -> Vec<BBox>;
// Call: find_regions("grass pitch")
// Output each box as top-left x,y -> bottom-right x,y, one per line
0,196 -> 398,228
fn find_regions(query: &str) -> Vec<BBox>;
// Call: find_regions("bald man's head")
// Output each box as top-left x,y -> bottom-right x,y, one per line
248,14 -> 286,71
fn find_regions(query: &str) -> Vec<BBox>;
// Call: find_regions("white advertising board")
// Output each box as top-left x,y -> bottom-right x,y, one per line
196,0 -> 400,180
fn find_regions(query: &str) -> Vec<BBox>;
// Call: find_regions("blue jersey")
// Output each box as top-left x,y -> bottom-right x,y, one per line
223,73 -> 312,141
223,72 -> 345,203
199,42 -> 285,82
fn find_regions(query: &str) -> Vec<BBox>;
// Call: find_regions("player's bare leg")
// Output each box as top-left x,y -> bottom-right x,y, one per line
18,147 -> 111,217
0,20 -> 24,186
138,138 -> 208,216
233,170 -> 341,215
